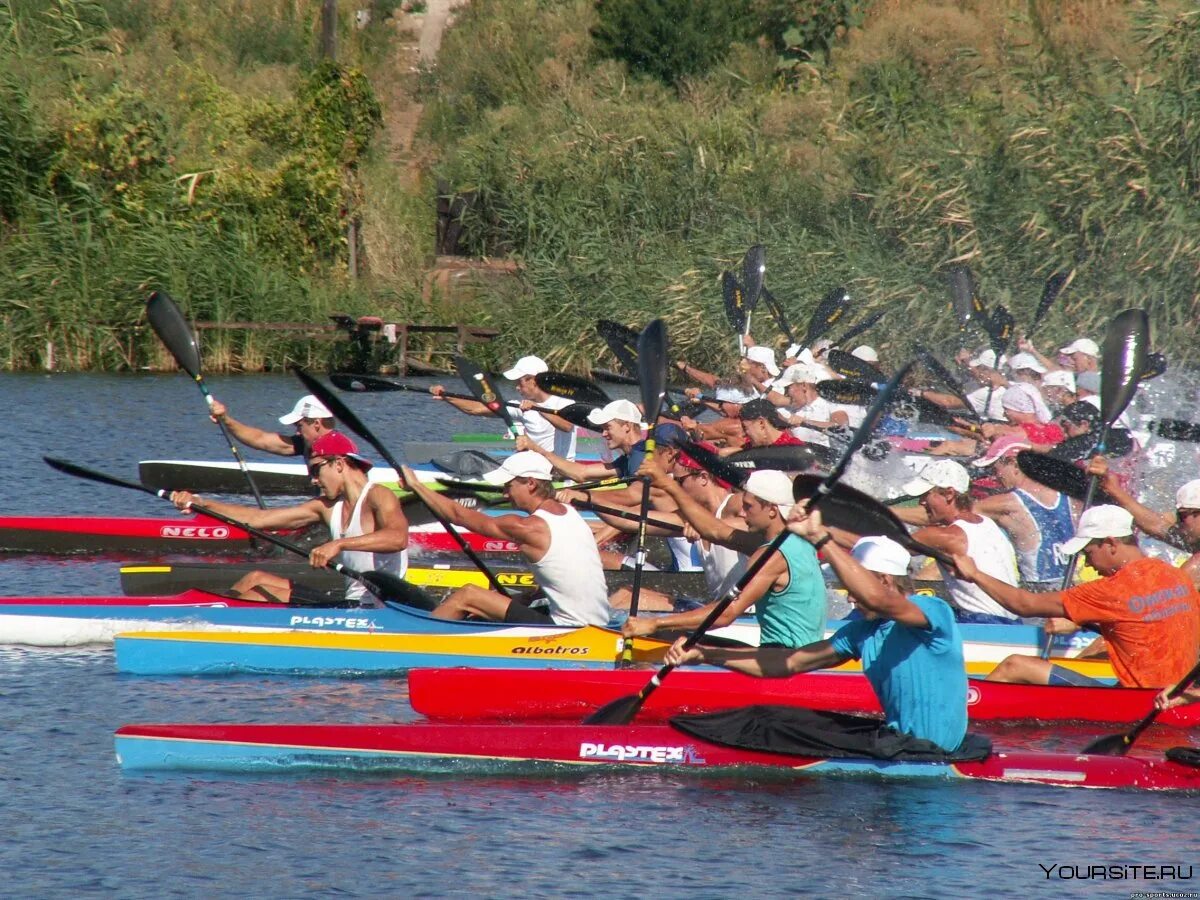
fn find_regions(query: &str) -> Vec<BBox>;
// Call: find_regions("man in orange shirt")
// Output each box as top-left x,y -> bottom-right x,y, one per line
952,505 -> 1200,687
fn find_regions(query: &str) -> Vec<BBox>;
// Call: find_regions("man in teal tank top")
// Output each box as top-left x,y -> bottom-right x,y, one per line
622,469 -> 826,648
665,509 -> 968,753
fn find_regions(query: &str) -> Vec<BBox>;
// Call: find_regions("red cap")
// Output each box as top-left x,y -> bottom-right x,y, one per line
677,441 -> 730,488
309,431 -> 373,470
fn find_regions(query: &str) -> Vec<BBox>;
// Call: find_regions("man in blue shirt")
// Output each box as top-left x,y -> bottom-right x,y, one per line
664,508 -> 968,752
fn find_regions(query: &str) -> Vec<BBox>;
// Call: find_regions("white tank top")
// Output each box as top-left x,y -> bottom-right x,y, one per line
698,494 -> 747,597
935,514 -> 1020,619
330,487 -> 408,606
530,506 -> 612,626
520,395 -> 577,460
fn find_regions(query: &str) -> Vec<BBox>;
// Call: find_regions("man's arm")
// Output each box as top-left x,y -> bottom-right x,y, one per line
171,492 -> 324,531
664,636 -> 846,678
210,400 -> 296,455
637,457 -> 758,554
1087,456 -> 1176,541
430,385 -> 490,416
515,435 -> 616,483
951,552 -> 1066,618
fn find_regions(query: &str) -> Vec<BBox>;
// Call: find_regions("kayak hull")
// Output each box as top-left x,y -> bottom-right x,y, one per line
109,620 -> 1118,679
112,721 -> 1200,791
0,513 -> 278,555
408,668 -> 1200,727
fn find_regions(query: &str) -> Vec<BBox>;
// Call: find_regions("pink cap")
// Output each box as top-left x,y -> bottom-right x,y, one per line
972,434 -> 1032,467
309,431 -> 373,470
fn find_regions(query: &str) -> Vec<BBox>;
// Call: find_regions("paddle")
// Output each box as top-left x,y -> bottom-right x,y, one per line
42,456 -> 435,610
729,443 -> 836,472
722,270 -> 749,353
435,473 -> 638,496
1141,351 -> 1167,382
1039,308 -> 1147,658
741,244 -> 766,313
1083,658 -> 1200,756
595,320 -> 641,378
760,287 -> 796,346
294,367 -> 516,599
585,361 -> 913,724
826,349 -> 885,382
914,343 -> 981,421
622,318 -> 669,662
831,310 -> 886,349
1031,271 -> 1070,331
574,498 -> 684,534
1016,451 -> 1114,503
535,372 -> 611,406
802,286 -> 852,349
146,291 -> 266,509
948,266 -> 986,332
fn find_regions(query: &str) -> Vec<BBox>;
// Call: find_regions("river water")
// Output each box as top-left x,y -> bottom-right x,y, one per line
2,373 -> 1198,898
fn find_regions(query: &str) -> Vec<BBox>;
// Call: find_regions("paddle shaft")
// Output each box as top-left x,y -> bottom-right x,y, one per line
1086,657 -> 1200,755
573,498 -> 683,534
456,355 -> 523,439
295,368 -> 516,598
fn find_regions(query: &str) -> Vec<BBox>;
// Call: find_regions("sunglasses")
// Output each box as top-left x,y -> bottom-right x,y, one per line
309,457 -> 340,477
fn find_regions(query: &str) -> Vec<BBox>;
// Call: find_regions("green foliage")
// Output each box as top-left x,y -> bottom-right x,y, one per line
591,0 -> 753,85
297,61 -> 384,165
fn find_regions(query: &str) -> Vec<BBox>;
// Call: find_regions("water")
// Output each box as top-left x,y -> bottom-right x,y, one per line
2,373 -> 1199,898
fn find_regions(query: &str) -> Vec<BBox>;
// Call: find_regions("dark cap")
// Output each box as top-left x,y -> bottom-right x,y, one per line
739,398 -> 788,429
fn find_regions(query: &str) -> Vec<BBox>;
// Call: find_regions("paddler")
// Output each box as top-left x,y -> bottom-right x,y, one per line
430,355 -> 578,460
971,435 -> 1078,592
952,504 -> 1200,687
400,451 -> 611,626
206,394 -> 335,459
665,516 -> 968,753
621,469 -> 826,648
893,459 -> 1022,624
169,431 -> 409,606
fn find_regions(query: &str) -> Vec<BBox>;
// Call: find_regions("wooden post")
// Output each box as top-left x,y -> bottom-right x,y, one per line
348,218 -> 358,279
320,0 -> 337,60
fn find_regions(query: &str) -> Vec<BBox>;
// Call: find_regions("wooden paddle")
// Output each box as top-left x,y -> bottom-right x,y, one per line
1083,658 -> 1200,756
621,318 -> 669,663
585,361 -> 914,724
1039,308 -> 1148,658
146,291 -> 266,508
42,456 -> 436,610
294,367 -> 516,600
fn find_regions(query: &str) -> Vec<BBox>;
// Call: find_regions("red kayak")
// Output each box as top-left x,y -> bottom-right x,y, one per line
113,720 -> 1200,790
0,589 -> 265,609
407,668 -> 1200,727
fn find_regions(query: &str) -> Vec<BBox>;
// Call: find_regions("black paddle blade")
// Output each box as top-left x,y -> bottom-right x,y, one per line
146,291 -> 203,378
455,354 -> 518,433
947,266 -> 981,329
760,286 -> 796,344
721,271 -> 748,335
596,320 -> 640,376
803,286 -> 851,348
1080,732 -> 1133,757
677,438 -> 750,488
741,244 -> 766,312
826,349 -> 885,382
1154,418 -> 1200,443
1100,309 -> 1149,425
1032,271 -> 1070,329
366,572 -> 439,611
1140,351 -> 1167,382
637,319 -> 669,427
330,372 -> 407,392
536,371 -> 610,406
831,310 -> 885,348
914,343 -> 979,421
1016,451 -> 1113,503
583,691 -> 647,725
988,304 -> 1015,360
551,402 -> 598,430
45,455 -> 151,496
727,444 -> 833,473
816,378 -> 877,406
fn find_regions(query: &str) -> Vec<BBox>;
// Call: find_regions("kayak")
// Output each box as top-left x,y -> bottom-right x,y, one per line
117,559 -> 709,599
0,513 -> 305,555
0,587 -> 580,646
114,625 -> 672,675
112,720 -> 1200,791
407,667 -> 1200,727
111,621 -> 1116,679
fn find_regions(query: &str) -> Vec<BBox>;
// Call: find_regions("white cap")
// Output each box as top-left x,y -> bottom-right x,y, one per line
1042,370 -> 1076,391
1008,352 -> 1047,374
850,345 -> 878,364
1176,480 -> 1200,510
745,346 -> 781,377
1059,505 -> 1134,556
1001,382 -> 1038,413
784,343 -> 803,360
279,395 -> 333,425
481,451 -> 554,485
851,536 -> 911,576
771,363 -> 821,391
744,469 -> 794,515
1060,338 -> 1100,357
715,385 -> 757,403
502,355 -> 549,380
902,459 -> 970,496
967,349 -> 1007,370
586,399 -> 645,427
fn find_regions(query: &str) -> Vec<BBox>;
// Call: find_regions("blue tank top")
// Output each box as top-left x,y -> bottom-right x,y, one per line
758,534 -> 826,647
1014,488 -> 1075,583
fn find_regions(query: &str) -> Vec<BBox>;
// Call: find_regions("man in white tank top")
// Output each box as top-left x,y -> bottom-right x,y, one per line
170,431 -> 409,606
401,452 -> 611,627
430,355 -> 578,459
895,459 -> 1021,623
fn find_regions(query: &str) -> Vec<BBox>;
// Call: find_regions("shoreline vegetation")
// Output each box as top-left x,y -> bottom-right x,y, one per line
1,1 -> 1197,374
